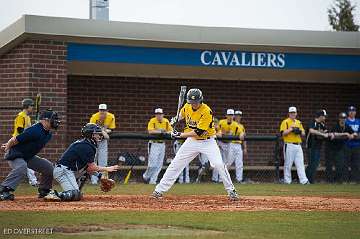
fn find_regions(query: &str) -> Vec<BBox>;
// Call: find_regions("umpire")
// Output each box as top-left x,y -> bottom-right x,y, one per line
0,109 -> 60,201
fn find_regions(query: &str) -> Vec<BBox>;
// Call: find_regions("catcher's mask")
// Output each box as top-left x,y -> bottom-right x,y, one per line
81,123 -> 103,146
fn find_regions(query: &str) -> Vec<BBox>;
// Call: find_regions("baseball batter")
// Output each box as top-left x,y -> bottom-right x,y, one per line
143,108 -> 172,184
12,99 -> 38,186
280,106 -> 309,184
152,88 -> 238,200
44,123 -> 119,201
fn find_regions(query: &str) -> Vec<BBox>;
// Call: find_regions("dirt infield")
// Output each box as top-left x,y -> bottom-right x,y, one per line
1,195 -> 359,212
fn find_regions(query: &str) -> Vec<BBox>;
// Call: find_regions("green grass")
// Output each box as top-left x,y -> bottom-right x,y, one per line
14,182 -> 360,197
1,183 -> 359,239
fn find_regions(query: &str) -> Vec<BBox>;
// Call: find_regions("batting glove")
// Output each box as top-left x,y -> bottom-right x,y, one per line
170,116 -> 178,126
170,129 -> 182,139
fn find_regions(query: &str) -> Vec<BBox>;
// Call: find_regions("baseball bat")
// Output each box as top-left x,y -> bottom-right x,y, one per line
35,93 -> 41,122
172,86 -> 187,127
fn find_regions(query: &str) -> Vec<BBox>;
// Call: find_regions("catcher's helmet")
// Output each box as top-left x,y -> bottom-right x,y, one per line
81,123 -> 102,139
22,98 -> 34,109
40,109 -> 61,129
186,88 -> 203,104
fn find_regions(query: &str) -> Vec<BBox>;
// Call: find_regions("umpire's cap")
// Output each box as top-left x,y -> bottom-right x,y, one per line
40,109 -> 61,129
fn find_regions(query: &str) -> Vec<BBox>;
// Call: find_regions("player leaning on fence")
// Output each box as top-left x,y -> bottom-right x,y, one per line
89,104 -> 116,184
280,106 -> 309,185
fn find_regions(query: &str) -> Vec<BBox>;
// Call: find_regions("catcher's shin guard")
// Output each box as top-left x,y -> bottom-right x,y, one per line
59,190 -> 82,201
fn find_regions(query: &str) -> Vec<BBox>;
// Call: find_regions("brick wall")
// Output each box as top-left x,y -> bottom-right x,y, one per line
0,39 -> 67,179
67,76 -> 360,166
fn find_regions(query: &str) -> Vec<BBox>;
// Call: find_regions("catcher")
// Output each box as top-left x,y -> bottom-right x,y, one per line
44,123 -> 119,201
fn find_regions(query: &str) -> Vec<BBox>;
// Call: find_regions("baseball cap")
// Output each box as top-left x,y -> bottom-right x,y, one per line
315,109 -> 327,117
339,112 -> 347,118
155,108 -> 163,114
98,104 -> 107,110
288,106 -> 297,113
235,110 -> 243,115
226,109 -> 235,115
348,106 -> 357,112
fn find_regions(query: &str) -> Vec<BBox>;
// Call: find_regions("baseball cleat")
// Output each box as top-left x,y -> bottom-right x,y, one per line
0,192 -> 15,201
228,190 -> 239,201
151,191 -> 163,199
43,190 -> 61,201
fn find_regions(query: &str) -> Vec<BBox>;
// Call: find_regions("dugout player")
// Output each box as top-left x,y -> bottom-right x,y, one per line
234,110 -> 248,157
89,104 -> 116,184
305,109 -> 329,184
0,109 -> 60,201
44,123 -> 120,201
12,98 -> 38,186
345,106 -> 360,183
152,88 -> 239,201
143,108 -> 172,184
228,111 -> 246,183
326,112 -> 356,183
280,106 -> 309,185
212,109 -> 235,182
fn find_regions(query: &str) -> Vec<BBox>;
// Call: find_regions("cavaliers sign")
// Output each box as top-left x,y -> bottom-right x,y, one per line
200,51 -> 285,68
67,43 -> 360,72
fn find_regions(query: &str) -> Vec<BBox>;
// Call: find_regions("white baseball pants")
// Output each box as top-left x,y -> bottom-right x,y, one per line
283,143 -> 309,184
227,143 -> 243,182
143,142 -> 165,184
155,137 -> 235,194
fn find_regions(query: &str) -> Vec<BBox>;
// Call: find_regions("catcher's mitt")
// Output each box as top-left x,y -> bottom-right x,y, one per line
100,177 -> 115,192
292,127 -> 302,135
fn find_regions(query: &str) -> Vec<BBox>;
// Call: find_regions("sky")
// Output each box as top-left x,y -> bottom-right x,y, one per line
1,0 -> 360,32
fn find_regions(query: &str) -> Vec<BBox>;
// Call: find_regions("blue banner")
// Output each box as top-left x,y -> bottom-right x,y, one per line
67,43 -> 360,72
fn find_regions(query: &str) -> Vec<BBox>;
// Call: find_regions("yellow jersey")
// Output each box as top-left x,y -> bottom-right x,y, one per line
280,118 -> 304,143
232,122 -> 246,144
147,117 -> 172,132
12,111 -> 32,137
90,112 -> 116,129
180,103 -> 215,139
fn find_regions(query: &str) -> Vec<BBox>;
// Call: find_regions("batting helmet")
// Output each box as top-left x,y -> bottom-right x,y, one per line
40,109 -> 61,129
186,88 -> 203,104
22,98 -> 34,109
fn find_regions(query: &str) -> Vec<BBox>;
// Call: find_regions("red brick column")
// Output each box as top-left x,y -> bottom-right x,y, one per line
0,39 -> 67,179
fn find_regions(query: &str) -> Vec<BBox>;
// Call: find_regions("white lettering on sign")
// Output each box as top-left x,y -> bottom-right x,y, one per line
200,51 -> 286,68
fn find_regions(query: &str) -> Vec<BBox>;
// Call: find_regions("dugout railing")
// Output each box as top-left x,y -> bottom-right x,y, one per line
110,133 -> 282,183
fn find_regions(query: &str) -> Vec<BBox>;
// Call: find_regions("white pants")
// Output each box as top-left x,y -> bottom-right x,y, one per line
143,142 -> 165,184
227,143 -> 243,182
283,143 -> 308,184
155,137 -> 235,194
91,139 -> 108,184
174,141 -> 190,184
27,168 -> 38,185
212,141 -> 229,182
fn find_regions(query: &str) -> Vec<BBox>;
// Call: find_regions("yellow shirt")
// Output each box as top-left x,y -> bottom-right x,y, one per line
12,111 -> 31,137
147,117 -> 172,132
219,119 -> 244,143
280,118 -> 304,143
180,103 -> 216,139
232,122 -> 246,144
90,112 -> 116,129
